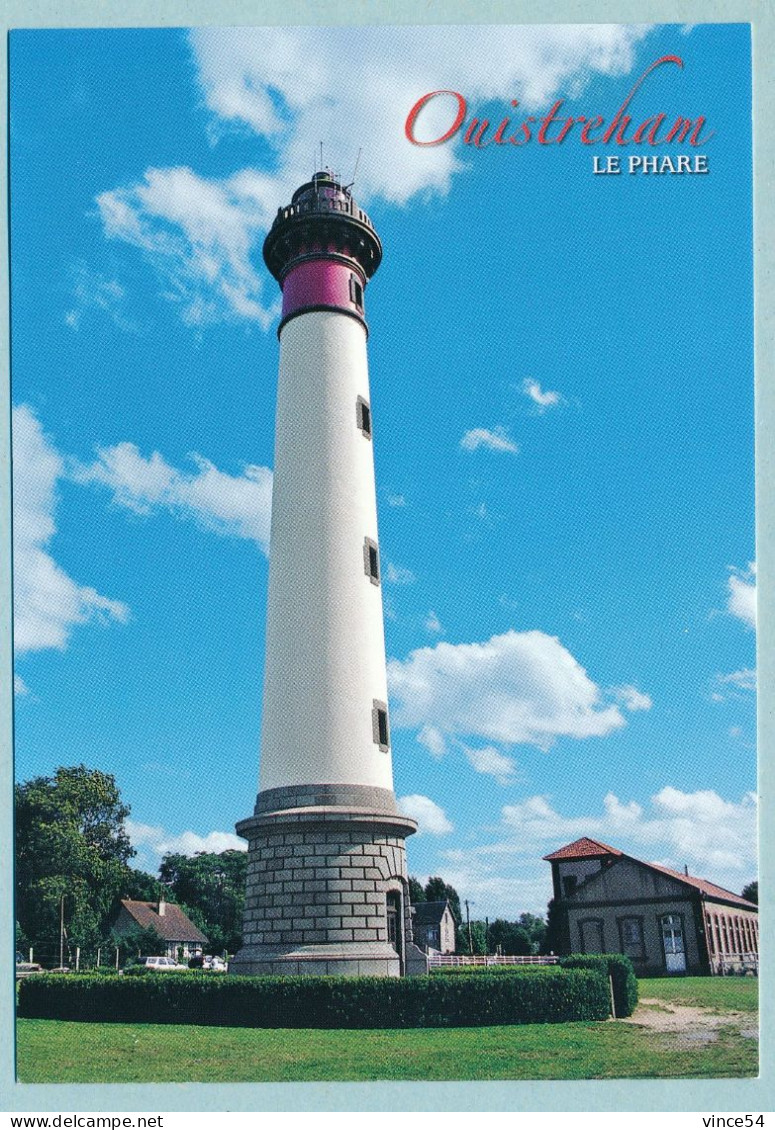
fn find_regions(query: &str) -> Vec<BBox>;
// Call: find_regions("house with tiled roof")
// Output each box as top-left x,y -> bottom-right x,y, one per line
113,899 -> 208,961
412,900 -> 457,954
544,838 -> 758,976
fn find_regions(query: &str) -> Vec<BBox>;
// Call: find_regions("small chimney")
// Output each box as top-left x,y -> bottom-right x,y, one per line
684,865 -> 689,876
158,899 -> 166,916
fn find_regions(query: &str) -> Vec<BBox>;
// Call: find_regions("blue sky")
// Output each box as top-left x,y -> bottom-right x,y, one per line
10,23 -> 756,917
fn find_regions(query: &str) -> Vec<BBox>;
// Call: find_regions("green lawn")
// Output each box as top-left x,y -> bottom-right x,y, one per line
638,976 -> 758,1013
16,977 -> 758,1083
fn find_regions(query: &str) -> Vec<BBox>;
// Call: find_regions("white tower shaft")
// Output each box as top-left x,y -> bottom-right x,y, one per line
261,310 -> 392,793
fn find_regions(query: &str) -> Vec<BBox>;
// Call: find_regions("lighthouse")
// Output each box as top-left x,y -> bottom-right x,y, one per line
231,171 -> 419,977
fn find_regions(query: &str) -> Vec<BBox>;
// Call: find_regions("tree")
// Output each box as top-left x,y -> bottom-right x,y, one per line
741,881 -> 758,905
16,765 -> 135,963
424,877 -> 461,924
159,850 -> 247,954
488,918 -> 532,956
517,912 -> 547,954
122,868 -> 164,903
467,920 -> 488,955
408,876 -> 426,905
542,897 -> 570,955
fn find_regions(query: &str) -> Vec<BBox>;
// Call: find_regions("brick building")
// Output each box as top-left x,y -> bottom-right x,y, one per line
544,837 -> 758,976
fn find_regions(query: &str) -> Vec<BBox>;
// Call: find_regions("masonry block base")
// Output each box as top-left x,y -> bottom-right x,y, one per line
231,785 -> 418,978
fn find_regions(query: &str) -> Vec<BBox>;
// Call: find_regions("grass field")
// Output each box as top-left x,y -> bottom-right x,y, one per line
15,976 -> 757,1084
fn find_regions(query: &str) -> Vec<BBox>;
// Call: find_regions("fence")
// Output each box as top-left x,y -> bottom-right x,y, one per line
428,953 -> 559,968
711,952 -> 759,976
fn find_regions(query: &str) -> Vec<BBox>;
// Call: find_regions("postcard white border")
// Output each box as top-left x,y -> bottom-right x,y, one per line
2,0 -> 771,1114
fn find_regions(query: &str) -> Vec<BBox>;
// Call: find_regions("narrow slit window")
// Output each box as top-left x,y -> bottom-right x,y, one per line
372,700 -> 390,750
350,274 -> 364,310
364,536 -> 380,585
356,396 -> 372,439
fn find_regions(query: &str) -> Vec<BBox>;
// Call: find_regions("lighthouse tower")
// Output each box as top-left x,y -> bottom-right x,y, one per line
231,172 -> 418,977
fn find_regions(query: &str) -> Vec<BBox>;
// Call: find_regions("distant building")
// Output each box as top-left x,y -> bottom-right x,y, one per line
544,837 -> 758,976
113,898 -> 208,960
412,900 -> 457,954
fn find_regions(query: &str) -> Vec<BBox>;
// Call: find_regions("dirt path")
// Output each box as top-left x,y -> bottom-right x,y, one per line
621,997 -> 758,1046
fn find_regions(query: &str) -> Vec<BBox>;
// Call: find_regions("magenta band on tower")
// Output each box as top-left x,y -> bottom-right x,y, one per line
280,258 -> 366,329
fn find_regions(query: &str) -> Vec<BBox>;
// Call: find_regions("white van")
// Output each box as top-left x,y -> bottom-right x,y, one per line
138,956 -> 184,970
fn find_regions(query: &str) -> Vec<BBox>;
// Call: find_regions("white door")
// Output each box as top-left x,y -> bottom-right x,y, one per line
661,914 -> 686,972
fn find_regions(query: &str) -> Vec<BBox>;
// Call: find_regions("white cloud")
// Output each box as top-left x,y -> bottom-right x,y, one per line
417,725 -> 447,759
388,629 -> 645,752
460,428 -> 519,454
714,668 -> 756,700
12,405 -> 130,655
127,819 -> 246,862
727,562 -> 756,628
386,562 -> 415,585
498,787 -> 757,880
424,610 -> 443,634
189,25 -> 651,201
74,442 -> 273,554
522,378 -> 561,410
14,674 -> 29,696
611,684 -> 653,712
397,794 -> 453,835
387,494 -> 406,508
437,786 -> 756,915
460,743 -> 518,786
65,265 -> 136,333
96,166 -> 281,327
97,25 -> 652,326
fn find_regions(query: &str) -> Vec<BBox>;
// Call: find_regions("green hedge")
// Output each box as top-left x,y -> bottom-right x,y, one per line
18,968 -> 611,1028
558,954 -> 638,1018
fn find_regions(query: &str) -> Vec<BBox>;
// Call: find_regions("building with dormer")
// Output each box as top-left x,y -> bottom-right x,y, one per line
544,837 -> 758,976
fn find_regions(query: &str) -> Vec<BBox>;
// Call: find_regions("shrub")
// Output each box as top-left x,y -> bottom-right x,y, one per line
18,967 -> 611,1028
558,954 -> 638,1018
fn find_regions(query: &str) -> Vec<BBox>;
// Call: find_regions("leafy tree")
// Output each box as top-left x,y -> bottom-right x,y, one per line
466,920 -> 487,955
741,881 -> 758,905
16,921 -> 30,956
159,850 -> 247,954
408,876 -> 426,905
542,897 -> 570,955
488,918 -> 532,956
16,765 -> 135,961
122,868 -> 164,902
424,877 -> 461,924
517,912 -> 547,954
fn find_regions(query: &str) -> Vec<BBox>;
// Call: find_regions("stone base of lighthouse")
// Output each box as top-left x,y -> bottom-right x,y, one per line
230,785 -> 422,977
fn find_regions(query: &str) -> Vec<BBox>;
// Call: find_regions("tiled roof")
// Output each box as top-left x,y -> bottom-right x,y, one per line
412,900 -> 452,927
543,837 -> 623,861
646,863 -> 757,910
120,900 -> 209,944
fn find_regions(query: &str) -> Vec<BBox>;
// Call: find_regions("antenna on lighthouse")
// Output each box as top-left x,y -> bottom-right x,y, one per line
345,147 -> 362,191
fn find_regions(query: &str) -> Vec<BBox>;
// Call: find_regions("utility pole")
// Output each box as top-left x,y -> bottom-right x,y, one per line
465,899 -> 473,955
59,894 -> 64,970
